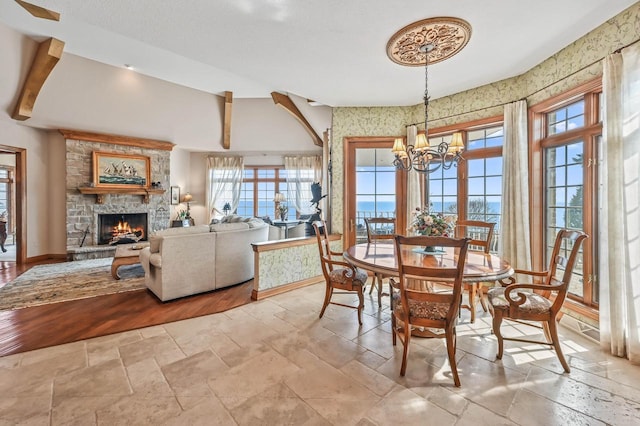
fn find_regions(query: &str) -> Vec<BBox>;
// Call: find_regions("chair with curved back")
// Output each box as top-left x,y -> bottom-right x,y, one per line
487,229 -> 588,373
455,220 -> 495,323
390,235 -> 470,386
313,220 -> 368,325
364,217 -> 396,307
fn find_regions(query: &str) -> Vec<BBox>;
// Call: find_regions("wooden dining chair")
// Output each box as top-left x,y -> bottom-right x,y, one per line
364,217 -> 396,307
487,229 -> 588,373
391,235 -> 470,386
313,221 -> 368,325
455,220 -> 495,323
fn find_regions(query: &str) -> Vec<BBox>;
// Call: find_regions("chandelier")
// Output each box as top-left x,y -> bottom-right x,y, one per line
386,17 -> 471,174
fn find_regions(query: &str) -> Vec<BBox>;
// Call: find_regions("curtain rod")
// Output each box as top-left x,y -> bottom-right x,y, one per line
405,37 -> 640,128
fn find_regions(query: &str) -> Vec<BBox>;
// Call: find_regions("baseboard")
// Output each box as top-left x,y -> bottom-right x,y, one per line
252,276 -> 323,300
26,253 -> 67,263
560,314 -> 600,344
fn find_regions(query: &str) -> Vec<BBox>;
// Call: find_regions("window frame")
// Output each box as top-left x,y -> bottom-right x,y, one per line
530,78 -> 601,316
239,166 -> 288,219
428,116 -> 504,252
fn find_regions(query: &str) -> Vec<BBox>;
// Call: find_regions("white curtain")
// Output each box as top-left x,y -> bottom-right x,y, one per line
600,43 -> 640,361
499,100 -> 532,273
406,125 -> 422,231
206,155 -> 243,222
284,155 -> 322,215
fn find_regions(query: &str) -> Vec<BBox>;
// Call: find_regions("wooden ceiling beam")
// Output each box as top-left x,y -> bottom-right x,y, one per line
12,37 -> 64,121
223,91 -> 232,150
59,129 -> 174,151
271,92 -> 323,147
14,0 -> 60,21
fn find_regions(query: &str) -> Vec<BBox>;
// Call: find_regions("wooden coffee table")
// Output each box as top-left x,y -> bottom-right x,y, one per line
111,242 -> 149,279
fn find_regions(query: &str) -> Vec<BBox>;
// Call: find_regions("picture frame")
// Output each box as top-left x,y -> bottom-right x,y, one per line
92,151 -> 150,189
170,186 -> 180,205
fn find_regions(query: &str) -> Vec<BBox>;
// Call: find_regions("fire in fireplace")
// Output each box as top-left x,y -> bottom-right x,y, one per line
98,213 -> 148,245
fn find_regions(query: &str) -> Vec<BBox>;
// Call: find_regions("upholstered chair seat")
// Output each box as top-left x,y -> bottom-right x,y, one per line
487,287 -> 552,315
328,267 -> 368,286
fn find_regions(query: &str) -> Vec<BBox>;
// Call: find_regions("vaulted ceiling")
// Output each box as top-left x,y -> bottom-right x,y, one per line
1,0 -> 635,107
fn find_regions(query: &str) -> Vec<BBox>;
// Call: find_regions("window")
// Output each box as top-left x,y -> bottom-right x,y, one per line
427,135 -> 458,216
532,80 -> 601,310
238,167 -> 289,219
355,148 -> 397,243
426,121 -> 503,252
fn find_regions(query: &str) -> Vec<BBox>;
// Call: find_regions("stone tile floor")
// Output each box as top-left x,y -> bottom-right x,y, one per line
1,282 -> 639,425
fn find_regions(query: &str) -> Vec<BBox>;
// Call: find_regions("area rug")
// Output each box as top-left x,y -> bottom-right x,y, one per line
0,258 -> 146,311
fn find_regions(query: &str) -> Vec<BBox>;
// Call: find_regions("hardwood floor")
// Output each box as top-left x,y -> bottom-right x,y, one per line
0,260 -> 254,357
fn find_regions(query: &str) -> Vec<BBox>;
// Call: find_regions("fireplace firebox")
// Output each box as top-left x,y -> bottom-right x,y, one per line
98,213 -> 148,245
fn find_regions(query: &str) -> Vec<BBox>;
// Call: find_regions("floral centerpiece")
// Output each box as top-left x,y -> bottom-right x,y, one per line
410,206 -> 456,251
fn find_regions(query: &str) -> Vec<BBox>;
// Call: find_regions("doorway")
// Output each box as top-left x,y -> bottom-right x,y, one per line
344,137 -> 406,247
0,146 -> 25,264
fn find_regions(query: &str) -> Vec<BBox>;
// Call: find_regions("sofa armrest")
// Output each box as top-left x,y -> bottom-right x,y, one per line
149,253 -> 162,268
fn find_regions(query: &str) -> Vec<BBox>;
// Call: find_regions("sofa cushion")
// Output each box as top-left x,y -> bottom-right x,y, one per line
246,217 -> 266,228
209,222 -> 250,232
149,225 -> 210,252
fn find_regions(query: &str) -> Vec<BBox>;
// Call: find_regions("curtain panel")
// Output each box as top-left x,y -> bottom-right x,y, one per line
206,155 -> 244,222
499,100 -> 532,275
600,42 -> 640,362
284,155 -> 322,215
406,125 -> 422,230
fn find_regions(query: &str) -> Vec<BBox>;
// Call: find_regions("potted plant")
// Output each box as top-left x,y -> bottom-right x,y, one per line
278,203 -> 289,221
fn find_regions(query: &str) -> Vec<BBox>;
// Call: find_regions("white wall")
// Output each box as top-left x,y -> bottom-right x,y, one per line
0,22 -> 65,258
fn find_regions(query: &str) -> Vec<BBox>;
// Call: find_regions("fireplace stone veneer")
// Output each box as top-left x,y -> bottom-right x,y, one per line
64,136 -> 172,260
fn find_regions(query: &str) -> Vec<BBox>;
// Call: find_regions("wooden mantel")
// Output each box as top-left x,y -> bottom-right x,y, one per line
77,187 -> 165,204
59,129 -> 175,151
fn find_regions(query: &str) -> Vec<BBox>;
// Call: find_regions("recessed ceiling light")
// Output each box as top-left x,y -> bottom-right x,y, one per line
124,64 -> 133,70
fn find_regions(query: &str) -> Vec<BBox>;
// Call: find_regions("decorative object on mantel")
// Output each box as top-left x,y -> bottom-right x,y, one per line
387,17 -> 469,174
93,151 -> 150,188
78,150 -> 165,204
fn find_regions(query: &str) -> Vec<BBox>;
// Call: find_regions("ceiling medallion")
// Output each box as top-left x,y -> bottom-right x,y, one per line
386,17 -> 472,66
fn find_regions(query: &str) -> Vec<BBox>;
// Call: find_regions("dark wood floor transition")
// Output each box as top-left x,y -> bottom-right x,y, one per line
0,260 -> 254,357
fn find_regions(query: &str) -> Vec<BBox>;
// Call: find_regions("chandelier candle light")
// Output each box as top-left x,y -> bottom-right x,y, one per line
387,17 -> 471,174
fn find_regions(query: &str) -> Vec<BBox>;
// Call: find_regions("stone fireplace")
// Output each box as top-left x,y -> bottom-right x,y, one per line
63,131 -> 173,260
97,213 -> 148,245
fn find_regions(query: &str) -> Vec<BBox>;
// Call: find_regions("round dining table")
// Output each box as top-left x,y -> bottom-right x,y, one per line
343,241 -> 514,283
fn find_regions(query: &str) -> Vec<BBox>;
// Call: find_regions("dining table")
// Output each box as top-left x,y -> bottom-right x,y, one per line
343,241 -> 514,335
343,241 -> 514,283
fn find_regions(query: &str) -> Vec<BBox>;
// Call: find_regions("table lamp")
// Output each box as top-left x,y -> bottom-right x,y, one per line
183,193 -> 193,219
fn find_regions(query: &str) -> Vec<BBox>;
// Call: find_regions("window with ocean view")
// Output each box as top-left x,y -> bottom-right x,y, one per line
355,148 -> 397,243
426,124 -> 503,252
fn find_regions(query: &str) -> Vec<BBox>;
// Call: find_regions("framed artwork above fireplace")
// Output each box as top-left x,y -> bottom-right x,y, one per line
92,151 -> 150,189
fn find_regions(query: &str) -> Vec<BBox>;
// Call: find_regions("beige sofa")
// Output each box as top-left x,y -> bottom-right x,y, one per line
139,221 -> 269,301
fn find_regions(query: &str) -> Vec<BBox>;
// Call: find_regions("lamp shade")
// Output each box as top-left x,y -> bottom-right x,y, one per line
183,193 -> 193,203
392,138 -> 406,154
414,133 -> 429,151
273,193 -> 286,203
449,132 -> 464,153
